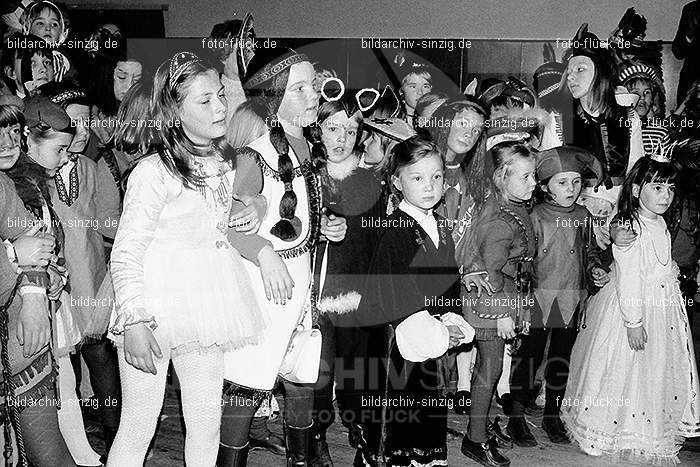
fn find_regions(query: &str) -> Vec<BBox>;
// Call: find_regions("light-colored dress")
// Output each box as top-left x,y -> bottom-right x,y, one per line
109,153 -> 266,355
562,215 -> 700,464
223,131 -> 322,390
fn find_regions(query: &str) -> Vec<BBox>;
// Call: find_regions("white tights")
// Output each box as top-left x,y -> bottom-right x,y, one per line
56,354 -> 102,466
107,340 -> 224,467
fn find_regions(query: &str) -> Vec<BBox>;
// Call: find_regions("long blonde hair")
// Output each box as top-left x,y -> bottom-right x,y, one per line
226,100 -> 267,149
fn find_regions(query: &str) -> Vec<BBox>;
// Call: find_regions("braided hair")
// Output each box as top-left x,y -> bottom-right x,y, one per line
245,51 -> 317,241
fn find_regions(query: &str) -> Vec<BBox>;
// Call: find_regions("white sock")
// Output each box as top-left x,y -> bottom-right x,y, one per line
56,354 -> 102,466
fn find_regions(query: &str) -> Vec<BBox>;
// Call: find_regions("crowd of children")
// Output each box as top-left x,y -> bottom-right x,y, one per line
1,2 -> 700,467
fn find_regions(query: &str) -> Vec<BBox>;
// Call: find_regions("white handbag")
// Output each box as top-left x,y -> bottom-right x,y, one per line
278,242 -> 328,383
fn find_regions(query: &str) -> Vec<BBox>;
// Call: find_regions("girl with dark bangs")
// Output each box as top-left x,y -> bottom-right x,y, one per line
307,95 -> 384,465
18,36 -> 56,97
562,155 -> 700,463
355,136 -> 467,467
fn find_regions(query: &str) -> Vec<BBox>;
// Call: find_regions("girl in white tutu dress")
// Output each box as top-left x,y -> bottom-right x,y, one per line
107,52 -> 267,467
562,155 -> 700,464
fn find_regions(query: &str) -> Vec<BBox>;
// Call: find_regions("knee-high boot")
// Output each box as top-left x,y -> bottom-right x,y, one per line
216,442 -> 249,467
308,421 -> 333,467
286,424 -> 311,467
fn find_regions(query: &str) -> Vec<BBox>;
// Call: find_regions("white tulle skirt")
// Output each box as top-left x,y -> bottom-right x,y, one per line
562,268 -> 700,465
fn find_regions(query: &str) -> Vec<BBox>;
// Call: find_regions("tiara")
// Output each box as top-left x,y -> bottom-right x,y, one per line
168,52 -> 201,90
650,137 -> 689,163
50,90 -> 86,106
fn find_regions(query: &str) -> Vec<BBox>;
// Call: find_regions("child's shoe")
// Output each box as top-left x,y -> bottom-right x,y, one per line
506,416 -> 537,447
541,417 -> 570,444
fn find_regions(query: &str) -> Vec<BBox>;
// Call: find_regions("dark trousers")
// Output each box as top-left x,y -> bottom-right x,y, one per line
19,394 -> 76,466
510,326 -> 578,418
467,338 -> 505,443
221,379 -> 314,448
314,313 -> 369,432
80,335 -> 121,432
313,313 -> 336,432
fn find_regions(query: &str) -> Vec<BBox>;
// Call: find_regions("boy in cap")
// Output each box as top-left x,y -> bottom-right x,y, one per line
508,146 -> 609,445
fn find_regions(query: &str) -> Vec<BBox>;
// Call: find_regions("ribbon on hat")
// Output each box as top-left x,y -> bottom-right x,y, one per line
245,52 -> 309,89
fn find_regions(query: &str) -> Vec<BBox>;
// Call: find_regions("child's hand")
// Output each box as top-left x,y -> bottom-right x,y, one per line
229,195 -> 262,234
257,246 -> 295,305
610,221 -> 637,248
461,272 -> 495,298
321,214 -> 347,243
124,323 -> 163,374
16,292 -> 50,358
626,325 -> 647,351
497,316 -> 516,340
13,223 -> 54,266
446,325 -> 465,348
591,267 -> 610,287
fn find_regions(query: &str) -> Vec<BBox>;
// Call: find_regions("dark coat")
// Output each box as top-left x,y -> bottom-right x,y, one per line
530,201 -> 602,327
463,196 -> 536,334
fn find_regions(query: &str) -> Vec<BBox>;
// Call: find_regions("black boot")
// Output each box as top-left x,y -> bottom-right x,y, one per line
487,417 -> 513,449
99,426 -> 118,464
286,424 -> 311,467
461,436 -> 510,466
308,425 -> 333,467
541,417 -> 570,444
216,442 -> 249,467
506,416 -> 537,447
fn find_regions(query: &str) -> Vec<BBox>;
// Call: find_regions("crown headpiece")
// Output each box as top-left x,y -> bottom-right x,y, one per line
168,52 -> 201,90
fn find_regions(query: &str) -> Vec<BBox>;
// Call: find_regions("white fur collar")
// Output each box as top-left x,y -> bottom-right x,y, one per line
317,291 -> 362,315
327,155 -> 359,181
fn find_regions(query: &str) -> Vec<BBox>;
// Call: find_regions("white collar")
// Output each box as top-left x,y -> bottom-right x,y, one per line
399,200 -> 434,222
400,200 -> 439,247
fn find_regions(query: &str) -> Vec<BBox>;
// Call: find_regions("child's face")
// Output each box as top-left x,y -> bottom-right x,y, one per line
28,131 -> 73,176
503,157 -> 537,202
446,109 -> 484,162
113,61 -> 143,103
29,7 -> 63,43
278,62 -> 319,128
30,53 -> 54,87
392,153 -> 444,213
629,80 -> 654,118
321,110 -> 358,164
635,181 -> 675,217
180,69 -> 227,146
401,73 -> 432,110
545,171 -> 581,208
565,56 -> 595,100
0,123 -> 22,170
65,104 -> 90,154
